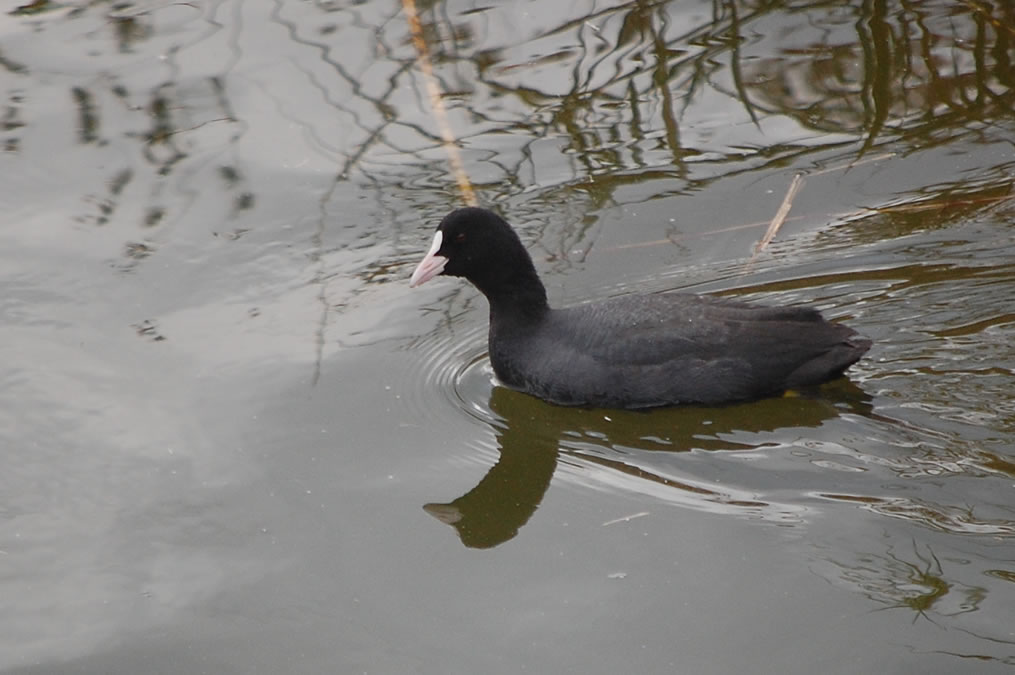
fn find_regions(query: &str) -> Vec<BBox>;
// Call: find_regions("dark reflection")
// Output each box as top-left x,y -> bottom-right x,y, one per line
9,0 -> 55,16
817,540 -> 1015,661
408,0 -> 1015,214
110,14 -> 152,54
422,395 -> 558,549
828,540 -> 986,617
70,86 -> 98,144
741,0 -> 1015,148
426,380 -> 872,548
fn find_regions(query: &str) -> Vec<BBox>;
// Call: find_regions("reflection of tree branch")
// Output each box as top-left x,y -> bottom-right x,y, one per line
822,539 -> 993,624
816,536 -> 1015,661
402,0 -> 477,205
417,0 -> 1013,220
739,0 -> 1015,148
644,0 -> 687,167
857,0 -> 892,155
268,1 -> 444,383
724,0 -> 760,129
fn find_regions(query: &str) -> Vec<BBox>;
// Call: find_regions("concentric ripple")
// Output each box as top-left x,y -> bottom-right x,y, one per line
396,316 -> 501,435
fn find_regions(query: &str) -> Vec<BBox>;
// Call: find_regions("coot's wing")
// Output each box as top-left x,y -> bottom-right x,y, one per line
552,294 -> 830,364
534,293 -> 867,406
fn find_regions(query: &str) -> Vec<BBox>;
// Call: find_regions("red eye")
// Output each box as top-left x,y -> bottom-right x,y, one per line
455,232 -> 466,243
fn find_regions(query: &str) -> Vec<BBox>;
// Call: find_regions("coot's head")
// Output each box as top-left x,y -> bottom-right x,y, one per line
409,208 -> 540,297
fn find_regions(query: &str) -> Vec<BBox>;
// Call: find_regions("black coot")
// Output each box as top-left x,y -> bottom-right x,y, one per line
410,207 -> 871,409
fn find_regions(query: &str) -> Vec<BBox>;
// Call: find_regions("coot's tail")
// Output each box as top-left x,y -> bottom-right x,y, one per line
786,332 -> 872,388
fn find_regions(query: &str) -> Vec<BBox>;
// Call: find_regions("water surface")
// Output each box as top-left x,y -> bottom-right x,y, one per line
2,1 -> 1014,673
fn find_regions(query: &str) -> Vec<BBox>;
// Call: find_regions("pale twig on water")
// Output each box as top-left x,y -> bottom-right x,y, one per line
602,511 -> 650,526
402,0 -> 477,206
754,172 -> 805,255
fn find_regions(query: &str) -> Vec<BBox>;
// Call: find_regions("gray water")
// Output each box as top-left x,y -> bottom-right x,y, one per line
2,1 -> 1014,673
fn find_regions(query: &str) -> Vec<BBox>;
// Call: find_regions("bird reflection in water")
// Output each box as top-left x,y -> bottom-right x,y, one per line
425,381 -> 872,548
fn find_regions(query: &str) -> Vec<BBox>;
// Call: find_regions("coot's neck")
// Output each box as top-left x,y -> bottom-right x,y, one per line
472,265 -> 550,324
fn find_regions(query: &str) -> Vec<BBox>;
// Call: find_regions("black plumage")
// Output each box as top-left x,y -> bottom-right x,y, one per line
410,207 -> 871,409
